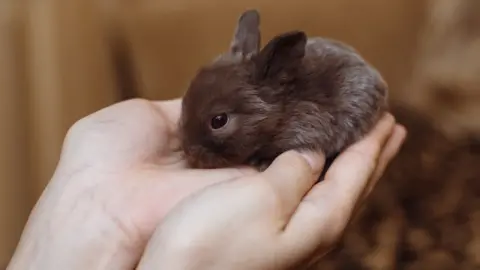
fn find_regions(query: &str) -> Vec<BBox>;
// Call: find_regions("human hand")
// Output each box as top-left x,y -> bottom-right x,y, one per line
135,113 -> 407,270
7,98 -> 257,270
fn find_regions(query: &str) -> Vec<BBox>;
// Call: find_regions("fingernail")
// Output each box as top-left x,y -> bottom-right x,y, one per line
397,124 -> 408,135
299,151 -> 326,173
380,112 -> 393,122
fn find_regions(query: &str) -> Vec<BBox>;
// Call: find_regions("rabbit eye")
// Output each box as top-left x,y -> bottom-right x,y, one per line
210,113 -> 229,129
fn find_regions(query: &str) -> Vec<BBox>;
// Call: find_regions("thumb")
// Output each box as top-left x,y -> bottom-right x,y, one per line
260,150 -> 325,220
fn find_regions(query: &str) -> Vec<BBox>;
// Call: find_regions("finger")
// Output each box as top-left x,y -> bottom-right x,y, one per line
371,124 -> 407,182
331,113 -> 396,175
360,124 -> 407,202
151,98 -> 183,130
278,113 -> 396,253
259,150 -> 325,222
149,98 -> 183,155
323,113 -> 396,197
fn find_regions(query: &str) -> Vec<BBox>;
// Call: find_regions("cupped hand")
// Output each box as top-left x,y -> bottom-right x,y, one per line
7,97 -> 406,270
8,98 -> 256,270
136,113 -> 407,270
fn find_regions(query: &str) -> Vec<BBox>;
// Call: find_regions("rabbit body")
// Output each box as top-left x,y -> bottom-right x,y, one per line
179,10 -> 387,169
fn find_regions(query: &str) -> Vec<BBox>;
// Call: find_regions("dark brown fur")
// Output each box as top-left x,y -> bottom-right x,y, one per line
179,10 -> 388,169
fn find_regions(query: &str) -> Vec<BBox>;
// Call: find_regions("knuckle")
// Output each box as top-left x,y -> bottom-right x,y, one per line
125,97 -> 150,107
64,98 -> 153,143
122,98 -> 157,115
64,116 -> 95,144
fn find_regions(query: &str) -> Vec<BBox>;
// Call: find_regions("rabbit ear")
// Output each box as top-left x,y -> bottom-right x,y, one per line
229,9 -> 261,58
252,31 -> 307,81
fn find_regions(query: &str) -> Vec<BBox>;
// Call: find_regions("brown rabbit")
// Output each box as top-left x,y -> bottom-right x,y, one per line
179,9 -> 388,170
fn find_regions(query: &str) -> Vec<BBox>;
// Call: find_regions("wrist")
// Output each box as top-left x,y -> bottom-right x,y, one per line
8,211 -> 138,270
7,176 -> 141,270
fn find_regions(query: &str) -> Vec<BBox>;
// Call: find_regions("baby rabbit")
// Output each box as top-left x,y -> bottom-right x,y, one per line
179,9 -> 388,170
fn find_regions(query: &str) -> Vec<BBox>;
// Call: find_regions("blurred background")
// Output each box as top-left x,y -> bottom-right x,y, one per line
1,0 -> 479,268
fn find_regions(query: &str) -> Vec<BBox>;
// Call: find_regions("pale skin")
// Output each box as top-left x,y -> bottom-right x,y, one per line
7,98 -> 406,270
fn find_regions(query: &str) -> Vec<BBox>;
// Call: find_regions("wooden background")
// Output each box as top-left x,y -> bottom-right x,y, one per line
3,0 -> 479,266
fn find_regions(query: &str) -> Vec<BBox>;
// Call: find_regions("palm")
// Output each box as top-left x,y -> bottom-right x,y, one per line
62,98 -> 252,251
8,98 -> 256,270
